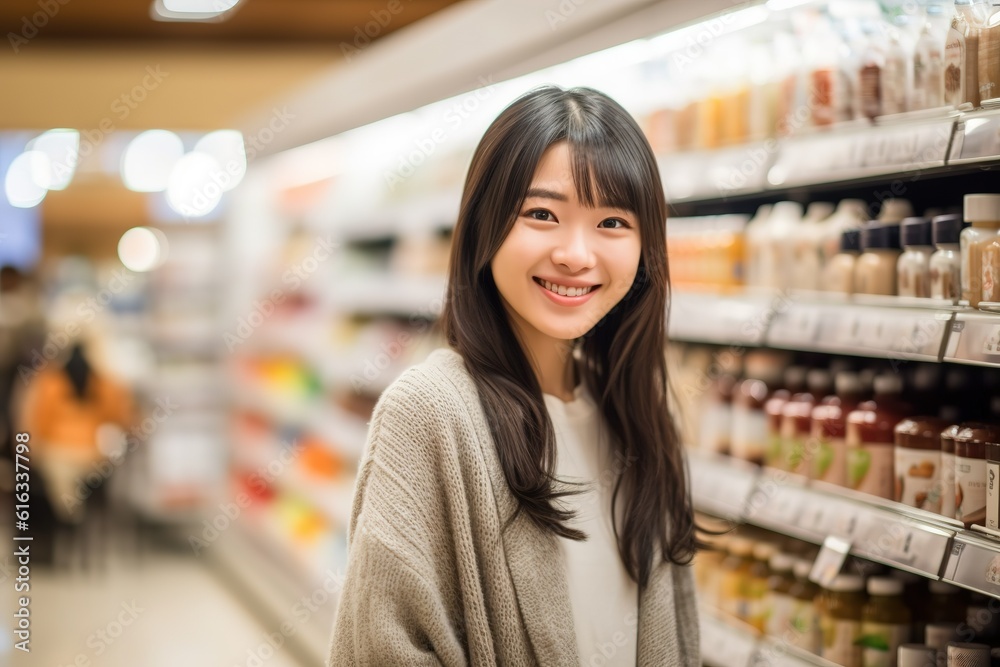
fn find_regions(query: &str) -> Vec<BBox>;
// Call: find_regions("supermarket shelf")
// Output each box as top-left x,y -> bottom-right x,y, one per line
943,309 -> 1000,367
669,291 -> 777,346
699,606 -> 839,667
279,467 -> 354,528
232,381 -> 367,460
689,449 -> 1000,596
326,273 -> 447,317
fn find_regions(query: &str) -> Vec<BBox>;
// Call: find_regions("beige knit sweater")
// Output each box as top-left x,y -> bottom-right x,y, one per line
327,347 -> 700,666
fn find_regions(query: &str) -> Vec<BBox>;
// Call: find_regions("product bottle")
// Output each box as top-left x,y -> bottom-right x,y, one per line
977,1 -> 1000,104
790,201 -> 836,291
765,201 -> 806,291
747,541 -> 776,631
891,569 -> 930,642
883,15 -> 915,115
858,20 -> 887,120
788,558 -> 822,653
946,643 -> 992,665
946,1 -> 970,107
860,576 -> 911,667
766,551 -> 797,638
782,369 -> 832,475
820,573 -> 866,667
699,373 -> 738,455
809,18 -> 851,127
812,371 -> 866,487
987,436 -> 1000,530
878,199 -> 915,223
732,351 -> 787,466
823,228 -> 863,294
954,423 -> 999,528
930,213 -> 970,299
960,193 -> 1000,307
856,222 -> 903,296
894,416 -> 949,512
925,580 -> 967,627
765,366 -> 806,470
958,0 -> 987,108
719,536 -> 755,620
913,3 -> 949,110
898,217 -> 935,297
941,423 -> 963,519
821,199 -> 872,266
745,203 -> 774,289
847,374 -> 910,499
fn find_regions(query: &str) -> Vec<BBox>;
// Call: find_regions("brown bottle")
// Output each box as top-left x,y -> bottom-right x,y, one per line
954,422 -> 1000,528
846,374 -> 911,500
765,366 -> 806,470
894,416 -> 948,512
781,369 -> 832,476
811,371 -> 865,487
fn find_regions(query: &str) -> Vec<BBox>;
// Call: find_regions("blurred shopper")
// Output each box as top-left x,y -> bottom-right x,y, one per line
20,338 -> 136,569
0,265 -> 46,462
329,87 -> 702,666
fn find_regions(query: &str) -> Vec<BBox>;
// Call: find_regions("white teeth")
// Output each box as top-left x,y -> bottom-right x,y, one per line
539,279 -> 595,297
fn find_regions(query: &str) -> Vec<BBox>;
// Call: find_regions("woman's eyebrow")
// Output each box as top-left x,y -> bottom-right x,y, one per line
524,187 -> 568,202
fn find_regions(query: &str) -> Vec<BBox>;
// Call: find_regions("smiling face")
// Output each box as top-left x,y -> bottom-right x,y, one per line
490,141 -> 642,364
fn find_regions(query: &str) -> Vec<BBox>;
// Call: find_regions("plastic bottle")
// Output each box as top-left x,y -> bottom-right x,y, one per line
788,558 -> 822,652
898,217 -> 935,297
847,374 -> 910,499
823,228 -> 863,294
719,536 -> 755,620
858,19 -> 887,120
745,203 -> 774,289
766,551 -> 797,639
878,198 -> 915,223
764,201 -> 805,291
747,541 -> 776,632
977,2 -> 1000,104
941,423 -> 963,520
856,222 -> 903,296
820,199 -> 872,266
790,201 -> 835,291
930,213 -> 970,299
960,193 -> 1000,307
894,416 -> 949,512
812,371 -> 865,486
954,422 -> 999,528
946,1 -> 970,107
820,573 -> 866,667
766,366 -> 806,470
861,576 -> 911,667
732,351 -> 788,466
782,369 -> 832,475
808,17 -> 851,127
883,15 -> 915,114
913,3 -> 948,110
699,373 -> 739,456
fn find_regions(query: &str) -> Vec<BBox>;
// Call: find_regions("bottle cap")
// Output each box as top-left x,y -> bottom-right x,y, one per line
878,198 -> 914,222
964,194 -> 1000,224
928,580 -> 960,595
897,644 -> 938,667
925,622 -> 959,648
946,643 -> 990,666
769,552 -> 794,573
867,576 -> 903,596
826,573 -> 865,592
771,200 -> 804,222
861,222 -> 902,250
874,373 -> 904,395
835,371 -> 862,396
901,217 -> 933,247
784,366 -> 808,392
840,228 -> 862,252
932,213 -> 968,245
806,369 -> 832,395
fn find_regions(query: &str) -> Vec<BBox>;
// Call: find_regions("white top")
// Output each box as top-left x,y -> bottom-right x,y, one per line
544,381 -> 639,667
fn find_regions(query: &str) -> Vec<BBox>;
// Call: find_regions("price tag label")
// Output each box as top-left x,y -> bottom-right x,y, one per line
981,325 -> 1000,355
798,496 -> 832,538
831,507 -> 862,539
810,535 -> 852,587
832,311 -> 863,348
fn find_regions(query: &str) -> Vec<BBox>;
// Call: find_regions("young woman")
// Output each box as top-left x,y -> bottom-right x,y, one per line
329,86 -> 700,666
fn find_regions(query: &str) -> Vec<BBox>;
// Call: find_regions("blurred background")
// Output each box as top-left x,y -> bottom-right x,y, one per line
2,0 -> 1000,665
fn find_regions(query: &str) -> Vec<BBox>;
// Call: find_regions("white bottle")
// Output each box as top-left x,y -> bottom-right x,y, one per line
790,202 -> 835,291
820,199 -> 871,266
764,201 -> 805,290
883,15 -> 915,114
913,3 -> 948,110
745,204 -> 773,289
878,197 -> 915,222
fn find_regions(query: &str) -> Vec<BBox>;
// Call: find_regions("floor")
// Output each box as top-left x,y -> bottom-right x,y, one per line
3,538 -> 312,667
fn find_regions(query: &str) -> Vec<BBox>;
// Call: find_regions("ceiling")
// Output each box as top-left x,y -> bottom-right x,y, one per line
0,0 -> 467,257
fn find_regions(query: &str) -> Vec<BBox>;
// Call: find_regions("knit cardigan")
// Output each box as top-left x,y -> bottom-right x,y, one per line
327,347 -> 700,666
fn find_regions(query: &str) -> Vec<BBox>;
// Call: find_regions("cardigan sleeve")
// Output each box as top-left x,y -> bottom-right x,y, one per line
327,374 -> 468,667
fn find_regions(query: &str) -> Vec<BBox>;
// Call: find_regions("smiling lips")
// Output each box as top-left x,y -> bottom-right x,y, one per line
533,277 -> 600,298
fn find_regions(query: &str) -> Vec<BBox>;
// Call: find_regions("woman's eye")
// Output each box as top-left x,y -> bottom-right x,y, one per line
526,209 -> 554,221
600,218 -> 630,229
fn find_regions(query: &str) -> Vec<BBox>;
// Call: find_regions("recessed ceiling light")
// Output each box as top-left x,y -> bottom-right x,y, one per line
151,0 -> 242,22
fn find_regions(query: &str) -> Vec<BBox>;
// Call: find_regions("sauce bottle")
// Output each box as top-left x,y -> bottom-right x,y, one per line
731,351 -> 787,466
812,371 -> 865,486
820,573 -> 866,667
987,435 -> 1000,530
954,423 -> 999,528
860,576 -> 911,667
856,222 -> 903,296
699,372 -> 739,455
822,228 -> 862,294
782,369 -> 831,475
766,551 -> 797,639
960,194 -> 1000,306
930,213 -> 969,300
847,374 -> 910,500
720,536 -> 755,620
898,217 -> 935,298
894,416 -> 949,512
941,423 -> 963,520
747,541 -> 776,632
766,366 -> 806,470
789,558 -> 822,653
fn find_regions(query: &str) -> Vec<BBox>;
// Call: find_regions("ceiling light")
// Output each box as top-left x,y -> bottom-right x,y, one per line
121,130 -> 185,193
165,152 -> 224,218
26,129 -> 79,190
151,0 -> 242,22
4,151 -> 50,208
118,226 -> 166,272
194,130 -> 246,191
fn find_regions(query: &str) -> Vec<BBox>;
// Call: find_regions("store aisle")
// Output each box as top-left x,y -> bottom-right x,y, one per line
10,543 -> 313,667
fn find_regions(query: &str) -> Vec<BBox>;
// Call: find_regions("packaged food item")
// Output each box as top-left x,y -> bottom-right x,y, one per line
941,423 -> 963,520
790,201 -> 835,291
954,423 -> 999,527
913,4 -> 948,111
930,213 -> 970,300
699,373 -> 739,455
896,644 -> 938,667
765,551 -> 797,639
960,194 -> 1000,306
977,1 -> 1000,103
946,642 -> 990,666
926,580 -> 967,626
765,201 -> 805,291
782,369 -> 831,475
883,15 -> 915,114
823,228 -> 863,295
812,371 -> 865,486
856,223 -> 903,296
821,200 -> 871,267
946,3 -> 970,107
789,558 -> 822,653
894,417 -> 948,512
847,374 -> 910,499
819,573 -> 866,667
732,351 -> 788,466
987,437 -> 1000,530
747,541 -> 776,632
745,204 -> 774,289
898,217 -> 935,298
860,576 -> 911,667
765,366 -> 806,470
720,536 -> 755,620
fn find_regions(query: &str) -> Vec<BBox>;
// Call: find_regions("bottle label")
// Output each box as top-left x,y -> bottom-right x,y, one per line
847,441 -> 894,499
821,616 -> 862,665
896,446 -> 942,512
882,53 -> 908,114
765,429 -> 784,470
987,460 -> 999,530
945,28 -> 966,106
983,243 -> 1000,302
789,599 -> 820,652
699,403 -> 732,454
956,455 -> 987,525
766,592 -> 795,639
859,64 -> 882,119
812,435 -> 847,486
942,451 -> 957,519
858,621 -> 910,667
731,408 -> 768,464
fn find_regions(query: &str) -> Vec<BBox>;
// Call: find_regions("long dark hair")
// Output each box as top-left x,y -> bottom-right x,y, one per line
436,85 -> 701,588
64,341 -> 92,400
